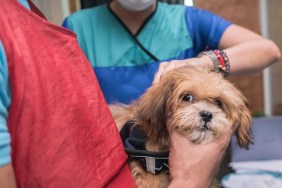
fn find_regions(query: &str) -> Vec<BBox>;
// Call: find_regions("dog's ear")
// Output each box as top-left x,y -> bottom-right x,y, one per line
235,100 -> 253,149
134,79 -> 174,144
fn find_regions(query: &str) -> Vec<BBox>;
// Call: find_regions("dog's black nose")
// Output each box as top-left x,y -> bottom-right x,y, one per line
199,111 -> 213,123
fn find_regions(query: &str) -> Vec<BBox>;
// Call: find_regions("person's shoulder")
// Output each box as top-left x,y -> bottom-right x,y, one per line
158,2 -> 186,13
183,5 -> 219,18
157,2 -> 187,19
157,2 -> 211,20
67,4 -> 107,22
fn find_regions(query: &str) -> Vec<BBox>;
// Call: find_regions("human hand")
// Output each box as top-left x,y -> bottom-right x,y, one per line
168,122 -> 239,188
0,164 -> 17,188
152,56 -> 213,85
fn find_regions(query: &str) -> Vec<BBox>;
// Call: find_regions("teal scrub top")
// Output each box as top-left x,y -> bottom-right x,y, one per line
63,2 -> 231,104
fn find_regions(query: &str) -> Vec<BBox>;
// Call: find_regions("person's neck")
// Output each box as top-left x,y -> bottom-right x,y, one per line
109,1 -> 156,35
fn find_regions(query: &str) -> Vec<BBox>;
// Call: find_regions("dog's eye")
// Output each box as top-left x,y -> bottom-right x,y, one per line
182,94 -> 193,102
215,100 -> 222,108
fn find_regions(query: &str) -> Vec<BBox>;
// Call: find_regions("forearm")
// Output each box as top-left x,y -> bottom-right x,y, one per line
169,179 -> 207,188
197,39 -> 281,76
218,24 -> 281,75
223,38 -> 281,75
0,164 -> 17,188
168,153 -> 221,188
168,173 -> 212,188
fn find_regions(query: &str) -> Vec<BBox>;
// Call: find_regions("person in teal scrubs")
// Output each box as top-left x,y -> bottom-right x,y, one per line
63,0 -> 281,104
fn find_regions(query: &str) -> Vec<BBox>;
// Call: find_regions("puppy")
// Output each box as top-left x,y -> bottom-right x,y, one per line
110,65 -> 252,188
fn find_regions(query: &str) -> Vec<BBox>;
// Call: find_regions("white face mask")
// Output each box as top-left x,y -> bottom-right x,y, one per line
116,0 -> 155,11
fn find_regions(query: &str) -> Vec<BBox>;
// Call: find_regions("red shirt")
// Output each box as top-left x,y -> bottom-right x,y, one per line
0,0 -> 135,187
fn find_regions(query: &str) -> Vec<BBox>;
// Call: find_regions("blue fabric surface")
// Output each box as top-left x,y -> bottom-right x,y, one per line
0,42 -> 11,167
0,0 -> 30,167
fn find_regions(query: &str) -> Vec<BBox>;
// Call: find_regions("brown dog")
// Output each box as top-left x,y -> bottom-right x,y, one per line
110,65 -> 252,188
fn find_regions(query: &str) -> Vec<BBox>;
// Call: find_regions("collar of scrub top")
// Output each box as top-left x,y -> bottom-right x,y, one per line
107,2 -> 160,62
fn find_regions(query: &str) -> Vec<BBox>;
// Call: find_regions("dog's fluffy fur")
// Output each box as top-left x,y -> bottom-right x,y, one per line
110,65 -> 252,188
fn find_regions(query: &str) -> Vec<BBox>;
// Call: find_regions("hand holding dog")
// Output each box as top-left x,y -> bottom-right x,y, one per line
152,56 -> 213,85
168,122 -> 239,188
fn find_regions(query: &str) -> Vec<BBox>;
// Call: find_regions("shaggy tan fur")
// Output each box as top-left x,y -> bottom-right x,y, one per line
110,65 -> 252,188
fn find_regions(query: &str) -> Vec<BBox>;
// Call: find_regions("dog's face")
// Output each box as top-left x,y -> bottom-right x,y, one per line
134,65 -> 252,151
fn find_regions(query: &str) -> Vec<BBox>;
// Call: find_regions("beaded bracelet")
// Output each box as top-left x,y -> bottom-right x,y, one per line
218,50 -> 230,77
197,50 -> 230,77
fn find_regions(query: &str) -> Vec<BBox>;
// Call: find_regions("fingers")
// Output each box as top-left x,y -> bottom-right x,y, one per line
161,61 -> 177,75
153,58 -> 201,85
231,121 -> 240,134
152,60 -> 183,85
224,121 -> 239,141
152,62 -> 169,85
214,121 -> 239,149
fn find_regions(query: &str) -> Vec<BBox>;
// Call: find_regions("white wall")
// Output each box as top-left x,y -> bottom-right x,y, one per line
31,0 -> 70,25
260,0 -> 282,116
